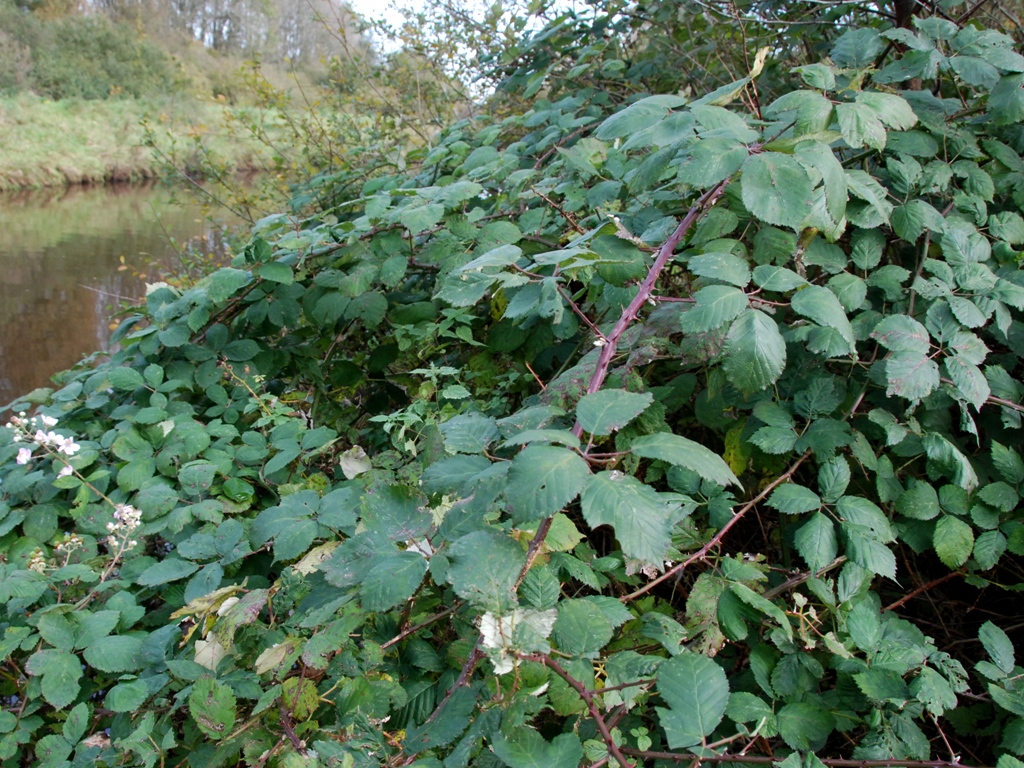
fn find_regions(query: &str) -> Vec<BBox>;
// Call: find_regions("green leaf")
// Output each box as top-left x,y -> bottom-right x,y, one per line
581,471 -> 676,566
439,413 -> 499,453
676,139 -> 748,187
553,599 -> 614,656
980,621 -> 1015,674
741,152 -> 814,229
911,667 -> 958,716
36,612 -> 76,652
256,261 -> 294,284
506,446 -> 590,521
63,701 -> 89,745
188,677 -> 236,739
857,92 -> 918,130
359,551 -> 428,612
752,265 -> 806,292
945,355 -> 990,409
896,482 -> 940,521
837,102 -> 886,150
679,285 -> 749,333
871,314 -> 930,354
491,730 -> 583,768
974,530 -> 1007,570
398,202 -> 445,234
989,74 -> 1024,125
448,531 -> 525,613
688,252 -> 752,288
656,653 -> 730,749
135,557 -> 200,587
777,702 -> 834,751
794,513 -> 837,572
855,668 -> 910,703
722,309 -> 787,394
992,441 -> 1024,484
630,432 -> 740,488
791,285 -> 855,350
104,680 -> 149,713
25,649 -> 82,710
767,483 -> 821,514
818,457 -> 851,503
404,685 -> 476,752
886,351 -> 940,401
934,514 -> 975,568
575,389 -> 653,436
730,583 -> 792,641
83,636 -> 143,673
846,598 -> 881,653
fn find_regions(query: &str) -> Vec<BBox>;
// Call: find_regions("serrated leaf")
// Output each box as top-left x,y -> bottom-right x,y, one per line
791,285 -> 855,349
676,139 -> 748,187
404,685 -> 476,752
553,599 -> 614,656
910,667 -> 957,720
886,351 -> 940,401
752,265 -> 806,292
741,152 -> 814,229
794,513 -> 837,572
679,285 -> 749,333
575,389 -> 653,436
506,446 -> 590,521
992,442 -> 1024,485
360,551 -> 428,612
491,730 -> 583,768
722,309 -> 787,394
135,557 -> 200,587
980,621 -> 1016,674
934,515 -> 975,568
656,653 -> 730,749
188,677 -> 236,739
25,649 -> 82,710
448,531 -> 524,613
778,702 -> 835,751
630,432 -> 740,488
846,599 -> 881,652
730,583 -> 792,641
818,457 -> 851,503
83,636 -> 142,673
688,252 -> 751,287
974,530 -> 1007,571
767,484 -> 821,514
872,314 -> 931,354
581,471 -> 676,566
896,482 -> 940,521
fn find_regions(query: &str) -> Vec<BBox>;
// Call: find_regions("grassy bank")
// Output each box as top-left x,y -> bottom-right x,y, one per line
0,94 -> 273,191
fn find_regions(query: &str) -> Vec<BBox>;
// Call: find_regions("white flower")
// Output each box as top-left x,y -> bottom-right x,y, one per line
40,415 -> 58,427
57,436 -> 80,456
16,447 -> 32,465
57,465 -> 74,478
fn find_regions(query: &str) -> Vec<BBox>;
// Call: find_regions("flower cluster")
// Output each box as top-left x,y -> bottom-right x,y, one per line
27,548 -> 48,574
105,503 -> 142,550
5,412 -> 80,470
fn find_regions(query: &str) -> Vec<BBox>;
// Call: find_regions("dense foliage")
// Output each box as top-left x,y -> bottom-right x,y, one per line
4,2 -> 1024,767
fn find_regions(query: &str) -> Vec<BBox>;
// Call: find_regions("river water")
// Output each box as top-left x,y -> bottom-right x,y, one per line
0,183 -> 243,406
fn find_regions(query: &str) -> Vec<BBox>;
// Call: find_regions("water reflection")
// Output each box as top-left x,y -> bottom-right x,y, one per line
0,183 -> 242,405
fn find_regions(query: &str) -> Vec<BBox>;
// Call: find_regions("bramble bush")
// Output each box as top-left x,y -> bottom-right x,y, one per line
3,2 -> 1024,767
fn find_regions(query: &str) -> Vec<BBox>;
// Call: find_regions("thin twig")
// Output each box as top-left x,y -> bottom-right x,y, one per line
621,452 -> 811,602
521,654 -> 632,768
884,570 -> 963,612
574,179 -> 731,439
381,602 -> 463,649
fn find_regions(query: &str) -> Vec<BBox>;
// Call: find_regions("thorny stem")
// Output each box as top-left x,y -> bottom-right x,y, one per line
573,179 -> 731,439
381,602 -> 463,649
521,654 -> 633,768
621,451 -> 811,602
